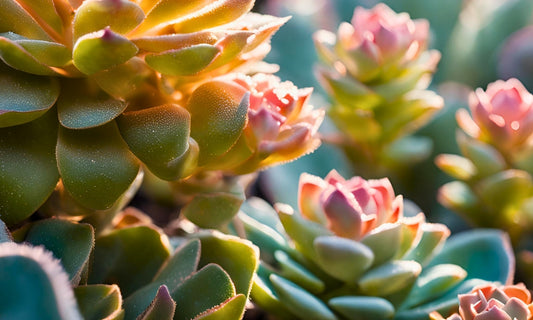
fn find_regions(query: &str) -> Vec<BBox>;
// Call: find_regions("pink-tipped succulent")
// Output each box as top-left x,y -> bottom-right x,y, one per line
457,78 -> 533,152
431,283 -> 533,320
314,3 -> 443,175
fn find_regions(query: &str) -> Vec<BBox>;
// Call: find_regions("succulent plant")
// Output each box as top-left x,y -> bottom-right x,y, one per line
0,0 -> 293,225
313,3 -> 443,176
430,283 -> 533,320
0,207 -> 259,319
235,171 -> 514,320
436,78 -> 533,241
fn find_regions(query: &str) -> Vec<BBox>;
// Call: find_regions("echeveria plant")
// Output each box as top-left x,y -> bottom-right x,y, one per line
313,3 -> 443,176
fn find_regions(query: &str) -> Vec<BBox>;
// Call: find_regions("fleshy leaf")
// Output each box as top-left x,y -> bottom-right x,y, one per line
0,37 -> 57,75
138,285 -> 176,320
73,28 -> 138,75
56,122 -> 140,210
438,181 -> 480,215
435,154 -> 477,181
73,0 -> 145,39
403,224 -> 450,266
0,0 -> 52,41
193,294 -> 247,320
24,219 -> 94,285
328,296 -> 395,320
188,80 -> 248,165
172,264 -> 236,320
124,239 -> 200,320
182,191 -> 244,229
11,0 -> 63,34
269,275 -> 337,320
314,235 -> 374,283
57,79 -> 127,129
0,62 -> 59,127
457,132 -> 506,178
145,44 -> 220,76
358,261 -> 422,296
89,226 -> 171,296
0,242 -> 82,320
361,224 -> 402,267
197,232 -> 259,296
0,109 -> 59,225
427,229 -> 514,284
477,170 -> 533,211
74,285 -> 123,320
117,104 -> 192,180
274,250 -> 325,294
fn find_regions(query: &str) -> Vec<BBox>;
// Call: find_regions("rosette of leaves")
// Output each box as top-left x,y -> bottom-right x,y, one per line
0,208 -> 258,319
234,171 -> 515,320
313,3 -> 443,176
0,0 -> 289,225
436,78 -> 533,243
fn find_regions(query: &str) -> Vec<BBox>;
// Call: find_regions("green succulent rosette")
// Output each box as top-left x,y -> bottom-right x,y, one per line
313,3 -> 443,175
0,0 -> 291,225
235,171 -> 515,320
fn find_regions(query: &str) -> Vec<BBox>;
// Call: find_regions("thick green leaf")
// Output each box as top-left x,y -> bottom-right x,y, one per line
73,0 -> 144,39
314,236 -> 374,283
427,229 -> 514,284
0,33 -> 70,68
457,133 -> 506,178
145,44 -> 220,76
134,0 -> 209,34
250,269 -> 294,320
73,28 -> 138,75
138,285 -> 176,320
328,296 -> 395,320
435,154 -> 477,181
89,226 -> 171,296
124,239 -> 200,320
0,37 -> 57,75
56,122 -> 140,210
0,242 -> 82,320
117,104 -> 192,180
274,250 -> 324,294
74,285 -> 123,320
477,170 -> 533,211
12,0 -> 63,34
57,79 -> 127,129
188,80 -> 248,165
270,275 -> 337,320
403,224 -> 450,266
361,224 -> 402,267
0,62 -> 59,127
438,181 -> 480,215
0,0 -> 53,41
172,264 -> 236,320
182,191 -> 244,229
193,294 -> 246,320
24,219 -> 94,285
358,261 -> 422,296
0,109 -> 59,225
197,232 -> 259,296
240,197 -> 286,235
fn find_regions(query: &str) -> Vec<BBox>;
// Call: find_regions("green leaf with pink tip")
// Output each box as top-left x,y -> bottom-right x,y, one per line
435,154 -> 477,181
172,264 -> 236,320
73,29 -> 138,75
74,285 -> 123,320
138,285 -> 176,320
358,260 -> 422,296
400,264 -> 467,309
24,219 -> 94,285
328,296 -> 395,320
0,109 -> 59,226
477,169 -> 533,211
193,294 -> 247,320
182,191 -> 244,229
270,274 -> 337,320
73,0 -> 144,40
426,229 -> 514,284
0,0 -> 53,41
274,250 -> 324,294
276,204 -> 333,261
188,80 -> 248,165
313,235 -> 374,283
117,104 -> 193,180
124,239 -> 200,320
0,62 -> 59,127
56,122 -> 140,210
145,44 -> 220,76
361,224 -> 402,267
89,226 -> 171,296
197,232 -> 259,296
57,79 -> 128,129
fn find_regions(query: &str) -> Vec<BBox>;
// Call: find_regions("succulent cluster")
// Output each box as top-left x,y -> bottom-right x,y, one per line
236,171 -> 513,320
437,78 -> 533,241
0,209 -> 258,319
313,3 -> 443,175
